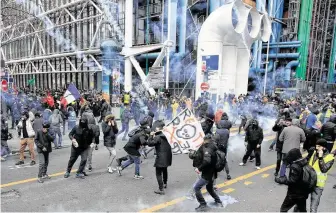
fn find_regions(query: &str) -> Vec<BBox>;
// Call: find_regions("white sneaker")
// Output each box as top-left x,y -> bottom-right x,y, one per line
134,175 -> 144,180
111,167 -> 117,171
239,162 -> 245,166
107,167 -> 114,173
255,166 -> 261,170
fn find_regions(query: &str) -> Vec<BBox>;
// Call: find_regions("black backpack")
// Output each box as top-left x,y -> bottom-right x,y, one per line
128,126 -> 142,137
215,149 -> 226,172
302,165 -> 317,192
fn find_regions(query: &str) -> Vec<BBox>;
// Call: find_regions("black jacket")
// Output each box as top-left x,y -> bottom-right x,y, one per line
190,141 -> 218,182
275,148 -> 310,199
214,120 -> 230,151
124,128 -> 149,156
102,121 -> 118,147
68,125 -> 94,150
147,133 -> 172,168
320,121 -> 336,141
1,117 -> 8,141
100,101 -> 110,117
245,125 -> 264,145
35,130 -> 54,153
272,120 -> 287,152
218,113 -> 232,130
91,102 -> 101,117
201,119 -> 214,135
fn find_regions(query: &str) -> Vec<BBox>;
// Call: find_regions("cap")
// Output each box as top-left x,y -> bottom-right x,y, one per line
316,139 -> 327,148
43,123 -> 50,129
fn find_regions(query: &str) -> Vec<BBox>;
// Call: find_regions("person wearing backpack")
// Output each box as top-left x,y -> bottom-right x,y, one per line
239,119 -> 264,170
147,120 -> 172,195
102,114 -> 119,174
116,120 -> 150,179
306,139 -> 335,213
213,120 -> 231,180
189,134 -> 223,211
275,148 -> 312,212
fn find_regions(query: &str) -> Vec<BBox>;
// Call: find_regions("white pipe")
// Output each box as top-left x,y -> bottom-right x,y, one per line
165,48 -> 170,89
124,0 -> 133,92
153,47 -> 166,67
263,39 -> 270,95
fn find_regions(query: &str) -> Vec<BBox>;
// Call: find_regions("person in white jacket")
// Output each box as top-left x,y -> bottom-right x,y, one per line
16,112 -> 36,166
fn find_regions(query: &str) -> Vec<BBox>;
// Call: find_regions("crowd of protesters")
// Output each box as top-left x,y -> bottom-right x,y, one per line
1,85 -> 336,211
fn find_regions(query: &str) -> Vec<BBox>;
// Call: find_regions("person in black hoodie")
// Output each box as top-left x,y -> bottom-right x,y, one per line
64,118 -> 94,179
201,112 -> 215,135
320,115 -> 336,152
147,120 -> 172,195
116,120 -> 150,179
275,148 -> 310,212
35,123 -> 54,183
218,112 -> 232,131
214,120 -> 231,180
189,134 -> 222,211
239,119 -> 264,169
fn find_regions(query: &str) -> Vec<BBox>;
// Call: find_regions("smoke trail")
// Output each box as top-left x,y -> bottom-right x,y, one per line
98,0 -> 125,43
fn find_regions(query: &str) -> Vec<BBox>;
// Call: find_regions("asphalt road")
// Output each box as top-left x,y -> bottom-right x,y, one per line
1,124 -> 336,212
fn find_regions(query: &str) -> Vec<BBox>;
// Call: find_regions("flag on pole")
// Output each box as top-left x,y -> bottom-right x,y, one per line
60,83 -> 81,106
162,108 -> 205,155
27,78 -> 35,85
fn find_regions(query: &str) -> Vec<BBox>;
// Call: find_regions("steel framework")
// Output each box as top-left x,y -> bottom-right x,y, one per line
0,0 -> 125,90
307,0 -> 336,82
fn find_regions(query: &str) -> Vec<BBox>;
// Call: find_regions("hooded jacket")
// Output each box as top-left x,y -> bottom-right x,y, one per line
320,116 -> 336,141
68,119 -> 94,150
191,140 -> 218,182
218,112 -> 232,130
272,118 -> 288,152
275,148 -> 310,199
102,114 -> 119,147
214,120 -> 230,151
245,120 -> 263,145
35,129 -> 54,153
147,132 -> 172,168
17,114 -> 35,138
124,126 -> 149,156
49,109 -> 63,128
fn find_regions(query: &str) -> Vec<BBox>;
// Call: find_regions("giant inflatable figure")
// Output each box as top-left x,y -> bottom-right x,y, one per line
196,0 -> 272,99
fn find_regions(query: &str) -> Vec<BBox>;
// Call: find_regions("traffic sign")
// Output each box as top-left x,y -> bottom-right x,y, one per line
1,79 -> 8,92
200,82 -> 210,91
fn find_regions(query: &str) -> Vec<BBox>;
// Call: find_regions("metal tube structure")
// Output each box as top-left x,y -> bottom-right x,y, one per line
124,0 -> 134,92
262,53 -> 300,58
262,44 -> 301,49
263,39 -> 270,95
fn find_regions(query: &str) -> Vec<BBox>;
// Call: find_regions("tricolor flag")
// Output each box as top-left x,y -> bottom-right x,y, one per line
60,83 -> 81,106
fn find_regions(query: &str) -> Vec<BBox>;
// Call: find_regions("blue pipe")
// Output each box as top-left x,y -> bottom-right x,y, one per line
262,44 -> 301,49
209,0 -> 220,13
262,53 -> 300,59
284,60 -> 299,81
179,0 -> 187,54
250,60 -> 274,73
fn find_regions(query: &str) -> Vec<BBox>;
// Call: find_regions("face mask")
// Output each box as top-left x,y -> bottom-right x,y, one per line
79,122 -> 87,128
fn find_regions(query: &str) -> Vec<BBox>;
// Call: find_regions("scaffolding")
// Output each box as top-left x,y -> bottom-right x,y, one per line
0,0 -> 125,90
283,0 -> 301,41
307,0 -> 336,82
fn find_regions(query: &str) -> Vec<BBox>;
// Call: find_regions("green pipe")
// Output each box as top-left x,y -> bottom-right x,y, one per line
296,0 -> 314,80
328,19 -> 336,83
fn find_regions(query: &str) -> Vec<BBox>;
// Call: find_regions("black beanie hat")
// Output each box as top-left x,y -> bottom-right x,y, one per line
316,139 -> 327,147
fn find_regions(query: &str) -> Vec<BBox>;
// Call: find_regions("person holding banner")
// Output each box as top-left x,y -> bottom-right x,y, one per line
147,120 -> 172,195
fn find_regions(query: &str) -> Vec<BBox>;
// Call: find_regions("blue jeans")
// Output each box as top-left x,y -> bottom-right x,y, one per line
118,122 -> 129,139
121,155 -> 141,175
52,127 -> 62,147
193,177 -> 221,205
